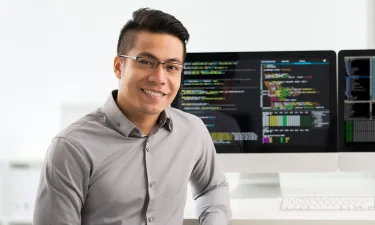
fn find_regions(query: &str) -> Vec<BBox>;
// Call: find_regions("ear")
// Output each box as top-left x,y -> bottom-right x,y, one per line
113,56 -> 122,79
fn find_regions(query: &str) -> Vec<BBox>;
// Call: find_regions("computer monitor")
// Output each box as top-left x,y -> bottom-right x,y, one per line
171,50 -> 338,197
338,49 -> 375,172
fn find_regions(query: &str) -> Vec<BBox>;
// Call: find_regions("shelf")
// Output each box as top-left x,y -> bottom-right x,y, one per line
3,216 -> 32,225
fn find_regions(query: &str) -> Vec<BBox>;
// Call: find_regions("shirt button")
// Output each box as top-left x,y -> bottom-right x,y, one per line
145,147 -> 150,152
148,217 -> 154,222
116,122 -> 120,127
149,182 -> 155,188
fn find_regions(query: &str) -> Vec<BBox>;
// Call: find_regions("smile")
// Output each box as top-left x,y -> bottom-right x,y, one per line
142,89 -> 166,97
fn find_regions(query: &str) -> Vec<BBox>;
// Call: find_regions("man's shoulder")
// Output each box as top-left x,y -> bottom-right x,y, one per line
54,108 -> 105,142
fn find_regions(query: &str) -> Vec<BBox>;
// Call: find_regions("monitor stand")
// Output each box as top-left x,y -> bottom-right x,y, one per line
230,173 -> 281,199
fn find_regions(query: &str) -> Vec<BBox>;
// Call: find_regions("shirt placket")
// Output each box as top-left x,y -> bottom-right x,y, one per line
144,135 -> 156,224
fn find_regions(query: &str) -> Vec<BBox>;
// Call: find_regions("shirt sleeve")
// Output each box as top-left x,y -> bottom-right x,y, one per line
189,121 -> 232,225
33,137 -> 90,225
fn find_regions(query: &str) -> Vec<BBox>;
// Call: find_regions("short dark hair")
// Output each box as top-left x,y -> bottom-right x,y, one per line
117,8 -> 190,59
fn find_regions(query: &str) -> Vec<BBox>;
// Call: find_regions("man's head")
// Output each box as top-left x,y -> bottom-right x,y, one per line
113,8 -> 190,118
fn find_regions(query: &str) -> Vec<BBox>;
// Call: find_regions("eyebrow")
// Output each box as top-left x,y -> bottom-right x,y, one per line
137,51 -> 183,64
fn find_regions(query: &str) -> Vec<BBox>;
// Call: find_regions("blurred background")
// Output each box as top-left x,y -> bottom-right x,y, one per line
0,0 -> 374,224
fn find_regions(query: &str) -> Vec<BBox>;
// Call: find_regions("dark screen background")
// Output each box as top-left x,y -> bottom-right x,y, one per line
172,51 -> 337,153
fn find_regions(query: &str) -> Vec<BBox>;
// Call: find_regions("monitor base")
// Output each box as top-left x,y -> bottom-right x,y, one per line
229,173 -> 281,199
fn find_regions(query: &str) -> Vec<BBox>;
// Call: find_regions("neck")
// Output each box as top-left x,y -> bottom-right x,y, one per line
116,95 -> 159,136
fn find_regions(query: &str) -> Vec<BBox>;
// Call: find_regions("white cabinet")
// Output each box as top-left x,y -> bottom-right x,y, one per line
0,160 -> 42,225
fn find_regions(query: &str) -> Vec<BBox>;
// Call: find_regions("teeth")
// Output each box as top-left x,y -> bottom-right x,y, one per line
143,89 -> 164,97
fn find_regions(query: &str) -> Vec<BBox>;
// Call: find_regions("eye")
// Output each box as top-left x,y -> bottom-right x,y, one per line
138,58 -> 153,65
166,63 -> 182,71
166,65 -> 178,71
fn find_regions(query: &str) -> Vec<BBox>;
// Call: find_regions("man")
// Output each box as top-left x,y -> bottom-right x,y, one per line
33,7 -> 231,225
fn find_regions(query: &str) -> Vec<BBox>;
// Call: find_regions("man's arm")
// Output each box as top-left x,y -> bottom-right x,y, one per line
189,121 -> 232,225
33,137 -> 90,225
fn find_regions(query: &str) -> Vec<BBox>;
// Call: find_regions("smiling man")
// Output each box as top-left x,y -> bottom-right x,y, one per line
33,7 -> 231,225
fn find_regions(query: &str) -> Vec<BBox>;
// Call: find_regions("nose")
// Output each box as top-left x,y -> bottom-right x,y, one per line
148,64 -> 166,84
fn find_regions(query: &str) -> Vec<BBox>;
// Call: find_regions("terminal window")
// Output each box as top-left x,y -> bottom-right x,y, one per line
174,54 -> 332,153
344,56 -> 375,143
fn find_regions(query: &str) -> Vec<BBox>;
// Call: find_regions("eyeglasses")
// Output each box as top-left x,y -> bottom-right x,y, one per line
119,55 -> 183,75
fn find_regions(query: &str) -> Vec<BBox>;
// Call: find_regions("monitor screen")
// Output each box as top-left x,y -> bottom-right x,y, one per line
339,49 -> 375,151
171,51 -> 337,153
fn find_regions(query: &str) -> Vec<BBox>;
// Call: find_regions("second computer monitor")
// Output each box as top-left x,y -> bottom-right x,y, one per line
338,49 -> 375,171
172,50 -> 338,172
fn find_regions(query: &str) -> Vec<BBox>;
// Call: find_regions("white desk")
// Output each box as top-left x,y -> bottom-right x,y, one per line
182,175 -> 375,224
183,198 -> 375,225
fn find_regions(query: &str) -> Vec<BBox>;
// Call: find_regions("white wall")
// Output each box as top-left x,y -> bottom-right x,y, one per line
0,0 -> 371,160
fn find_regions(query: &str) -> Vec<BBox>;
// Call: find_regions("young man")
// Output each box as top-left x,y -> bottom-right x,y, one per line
33,8 -> 231,225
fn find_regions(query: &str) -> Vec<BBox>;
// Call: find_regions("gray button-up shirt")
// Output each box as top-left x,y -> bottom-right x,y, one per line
33,90 -> 231,225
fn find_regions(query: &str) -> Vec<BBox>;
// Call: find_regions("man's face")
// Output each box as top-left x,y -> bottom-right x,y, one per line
114,31 -> 184,116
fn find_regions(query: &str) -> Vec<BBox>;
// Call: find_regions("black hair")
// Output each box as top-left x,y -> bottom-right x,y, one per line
117,8 -> 190,59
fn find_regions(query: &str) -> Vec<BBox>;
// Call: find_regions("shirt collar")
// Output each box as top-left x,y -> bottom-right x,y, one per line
101,90 -> 172,137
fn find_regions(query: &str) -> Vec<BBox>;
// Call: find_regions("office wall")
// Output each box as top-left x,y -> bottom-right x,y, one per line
0,0 -> 371,160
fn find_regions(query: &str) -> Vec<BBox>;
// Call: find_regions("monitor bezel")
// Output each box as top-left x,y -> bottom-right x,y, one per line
172,50 -> 338,153
338,49 -> 375,152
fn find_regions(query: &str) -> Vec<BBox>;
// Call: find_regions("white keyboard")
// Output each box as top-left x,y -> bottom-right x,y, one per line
281,196 -> 375,210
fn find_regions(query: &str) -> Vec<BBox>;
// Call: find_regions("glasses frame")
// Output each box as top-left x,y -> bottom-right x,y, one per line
119,54 -> 183,74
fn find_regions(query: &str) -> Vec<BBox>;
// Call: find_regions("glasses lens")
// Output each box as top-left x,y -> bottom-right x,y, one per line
165,63 -> 183,74
136,58 -> 156,69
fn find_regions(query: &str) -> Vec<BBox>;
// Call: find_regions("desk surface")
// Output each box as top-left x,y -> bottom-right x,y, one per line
184,198 -> 375,220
